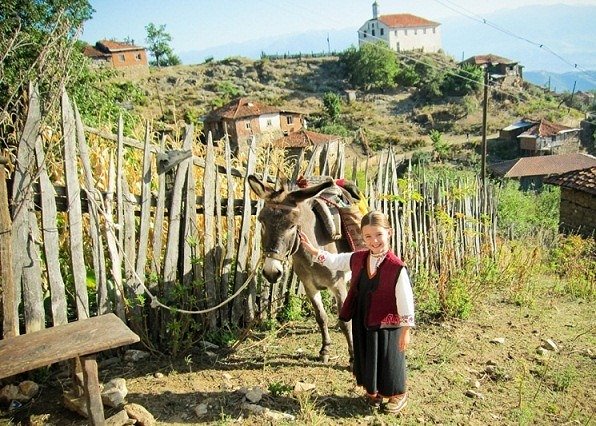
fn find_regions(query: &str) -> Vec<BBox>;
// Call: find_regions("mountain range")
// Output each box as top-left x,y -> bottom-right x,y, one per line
179,4 -> 596,93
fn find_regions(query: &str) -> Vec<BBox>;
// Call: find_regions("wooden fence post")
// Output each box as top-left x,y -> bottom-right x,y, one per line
75,102 -> 108,316
202,132 -> 217,328
13,83 -> 45,333
61,91 -> 89,319
0,156 -> 17,338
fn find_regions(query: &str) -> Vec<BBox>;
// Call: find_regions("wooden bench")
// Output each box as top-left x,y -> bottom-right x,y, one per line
0,313 -> 139,425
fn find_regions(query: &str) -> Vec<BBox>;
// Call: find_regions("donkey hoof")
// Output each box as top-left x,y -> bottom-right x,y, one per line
320,354 -> 330,363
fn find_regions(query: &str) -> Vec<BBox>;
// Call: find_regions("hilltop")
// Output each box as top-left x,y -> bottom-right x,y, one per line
123,55 -> 584,164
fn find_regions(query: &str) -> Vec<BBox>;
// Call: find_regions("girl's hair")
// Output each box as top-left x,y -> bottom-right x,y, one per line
361,210 -> 391,229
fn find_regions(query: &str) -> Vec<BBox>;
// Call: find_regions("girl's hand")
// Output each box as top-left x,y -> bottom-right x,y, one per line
299,231 -> 318,256
398,327 -> 411,352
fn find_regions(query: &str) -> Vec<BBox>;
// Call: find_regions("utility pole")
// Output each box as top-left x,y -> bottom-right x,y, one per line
481,67 -> 489,187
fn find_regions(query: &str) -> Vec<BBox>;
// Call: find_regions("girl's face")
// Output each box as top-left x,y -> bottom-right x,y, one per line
361,224 -> 391,255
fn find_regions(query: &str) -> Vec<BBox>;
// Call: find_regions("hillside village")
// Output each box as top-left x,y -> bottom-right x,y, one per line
78,2 -> 596,236
1,1 -> 595,425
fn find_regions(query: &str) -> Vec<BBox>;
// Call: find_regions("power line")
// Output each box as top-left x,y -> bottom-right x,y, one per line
430,0 -> 596,84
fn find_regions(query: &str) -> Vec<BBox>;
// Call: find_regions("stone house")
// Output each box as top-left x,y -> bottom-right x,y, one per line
358,1 -> 441,53
544,166 -> 596,237
202,98 -> 305,155
83,40 -> 149,76
271,130 -> 342,174
499,118 -> 580,155
461,54 -> 523,88
517,119 -> 580,156
488,153 -> 596,191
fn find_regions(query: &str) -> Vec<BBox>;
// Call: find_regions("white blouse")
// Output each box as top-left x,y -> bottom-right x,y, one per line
315,250 -> 415,327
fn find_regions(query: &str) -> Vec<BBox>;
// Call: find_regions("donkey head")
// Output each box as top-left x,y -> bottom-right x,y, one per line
248,175 -> 334,283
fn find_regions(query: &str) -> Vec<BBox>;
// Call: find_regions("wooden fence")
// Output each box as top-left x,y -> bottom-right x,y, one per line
0,85 -> 496,353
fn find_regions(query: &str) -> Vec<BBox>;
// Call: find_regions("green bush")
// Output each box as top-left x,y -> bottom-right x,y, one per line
496,181 -> 560,240
548,235 -> 595,300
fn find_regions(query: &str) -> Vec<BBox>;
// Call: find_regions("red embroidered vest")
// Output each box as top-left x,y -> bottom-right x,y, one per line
339,250 -> 405,329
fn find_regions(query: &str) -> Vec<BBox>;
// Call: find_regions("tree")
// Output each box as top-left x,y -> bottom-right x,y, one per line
442,63 -> 483,96
339,42 -> 399,90
0,0 -> 94,145
145,23 -> 180,67
322,92 -> 342,122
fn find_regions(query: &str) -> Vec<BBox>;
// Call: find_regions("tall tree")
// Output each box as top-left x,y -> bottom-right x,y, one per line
340,42 -> 399,91
0,0 -> 94,145
145,23 -> 180,67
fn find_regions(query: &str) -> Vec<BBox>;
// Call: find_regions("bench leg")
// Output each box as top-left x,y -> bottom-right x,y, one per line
80,355 -> 105,425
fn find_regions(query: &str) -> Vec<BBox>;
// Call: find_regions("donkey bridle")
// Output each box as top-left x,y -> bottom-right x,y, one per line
262,202 -> 301,262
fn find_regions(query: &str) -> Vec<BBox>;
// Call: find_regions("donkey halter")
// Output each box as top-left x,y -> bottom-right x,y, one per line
262,202 -> 301,262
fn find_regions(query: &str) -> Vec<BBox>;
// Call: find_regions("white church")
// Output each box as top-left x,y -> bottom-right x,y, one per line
358,1 -> 442,53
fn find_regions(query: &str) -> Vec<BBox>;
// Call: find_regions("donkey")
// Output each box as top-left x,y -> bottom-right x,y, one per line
248,174 -> 354,362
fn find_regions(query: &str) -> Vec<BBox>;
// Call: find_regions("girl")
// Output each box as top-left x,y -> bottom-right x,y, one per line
299,210 -> 415,414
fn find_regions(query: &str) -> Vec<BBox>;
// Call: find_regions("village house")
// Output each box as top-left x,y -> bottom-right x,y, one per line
488,152 -> 596,191
544,166 -> 596,237
271,129 -> 342,175
499,117 -> 580,156
202,98 -> 305,155
83,40 -> 149,76
358,1 -> 442,53
517,119 -> 580,156
461,54 -> 523,88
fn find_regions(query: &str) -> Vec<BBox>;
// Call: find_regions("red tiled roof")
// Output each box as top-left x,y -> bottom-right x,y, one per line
206,98 -> 281,120
378,13 -> 439,28
83,45 -> 109,59
272,130 -> 339,148
489,153 -> 596,178
463,54 -> 516,66
97,40 -> 144,52
544,166 -> 596,195
519,119 -> 575,138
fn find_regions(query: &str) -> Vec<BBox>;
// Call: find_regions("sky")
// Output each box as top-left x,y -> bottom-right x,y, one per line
81,0 -> 595,62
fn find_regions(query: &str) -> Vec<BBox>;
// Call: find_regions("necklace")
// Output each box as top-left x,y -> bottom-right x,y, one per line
370,250 -> 388,269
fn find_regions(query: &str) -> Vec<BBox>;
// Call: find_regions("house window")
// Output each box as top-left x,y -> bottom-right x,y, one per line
380,28 -> 384,36
372,29 -> 376,37
266,119 -> 272,126
135,53 -> 142,61
286,116 -> 294,125
245,121 -> 251,129
404,29 -> 408,36
433,28 -> 436,33
414,30 -> 417,35
119,54 -> 125,62
423,28 -> 427,34
363,31 -> 367,38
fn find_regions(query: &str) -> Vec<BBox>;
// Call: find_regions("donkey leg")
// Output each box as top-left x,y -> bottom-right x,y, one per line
306,290 -> 332,362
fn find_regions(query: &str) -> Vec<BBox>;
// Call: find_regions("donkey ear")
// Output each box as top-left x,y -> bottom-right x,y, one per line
248,174 -> 273,199
288,177 -> 335,203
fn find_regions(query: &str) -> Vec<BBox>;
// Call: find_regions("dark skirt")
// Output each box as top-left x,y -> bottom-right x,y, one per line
352,271 -> 407,397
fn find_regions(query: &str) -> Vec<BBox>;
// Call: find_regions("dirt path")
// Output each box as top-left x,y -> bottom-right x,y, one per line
1,288 -> 594,425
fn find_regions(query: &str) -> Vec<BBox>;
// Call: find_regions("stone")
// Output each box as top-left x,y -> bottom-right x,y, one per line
102,378 -> 128,408
63,390 -> 89,418
536,347 -> 549,356
125,402 -> 156,426
123,349 -> 150,362
194,402 -> 209,417
242,403 -> 295,421
465,389 -> 485,399
542,339 -> 559,352
0,385 -> 20,402
18,380 -> 39,400
490,337 -> 505,344
293,381 -> 316,395
245,387 -> 264,403
154,372 -> 164,379
105,409 -> 133,426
